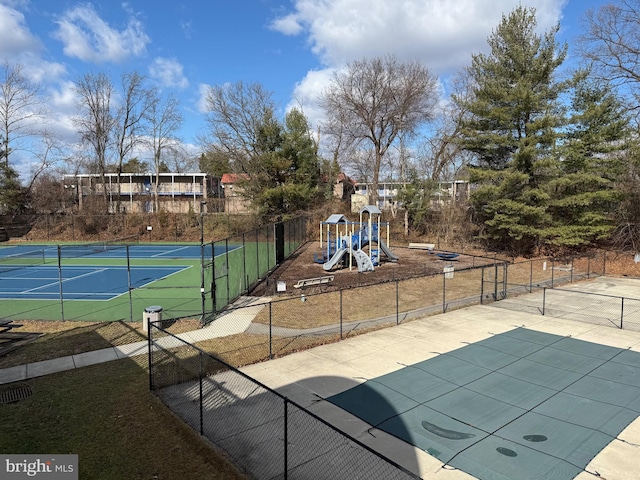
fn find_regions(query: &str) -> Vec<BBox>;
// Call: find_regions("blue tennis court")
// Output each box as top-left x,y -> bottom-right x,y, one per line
0,242 -> 229,301
0,240 -> 248,321
0,243 -> 232,260
0,264 -> 188,300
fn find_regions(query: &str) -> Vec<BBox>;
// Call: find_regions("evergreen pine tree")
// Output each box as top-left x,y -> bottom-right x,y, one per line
454,6 -> 568,254
0,136 -> 29,216
546,74 -> 629,248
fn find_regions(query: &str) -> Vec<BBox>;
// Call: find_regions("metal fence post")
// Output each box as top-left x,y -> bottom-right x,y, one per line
396,279 -> 399,325
284,397 -> 289,480
57,245 -> 64,321
529,260 -> 533,293
340,289 -> 343,339
147,323 -> 154,391
551,258 -> 555,288
199,351 -> 204,435
542,288 -> 546,316
493,263 -> 498,301
480,266 -> 485,304
269,302 -> 273,359
587,256 -> 591,278
442,272 -> 446,313
621,297 -> 625,329
225,238 -> 230,306
212,240 -> 217,318
242,233 -> 247,293
127,245 -> 133,322
570,257 -> 574,283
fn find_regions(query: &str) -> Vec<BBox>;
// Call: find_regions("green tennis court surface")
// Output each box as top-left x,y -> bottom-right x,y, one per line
328,327 -> 640,480
0,241 -> 242,322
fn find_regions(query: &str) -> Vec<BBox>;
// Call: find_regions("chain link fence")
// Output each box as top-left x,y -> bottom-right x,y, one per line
149,324 -> 421,480
205,217 -> 307,321
147,249 -> 640,478
197,261 -> 507,363
542,288 -> 640,332
0,216 -> 307,323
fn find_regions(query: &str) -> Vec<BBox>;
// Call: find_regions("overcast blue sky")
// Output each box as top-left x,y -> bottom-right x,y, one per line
0,0 -> 610,177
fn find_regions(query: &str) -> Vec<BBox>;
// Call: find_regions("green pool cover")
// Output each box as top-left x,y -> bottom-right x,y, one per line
328,327 -> 640,480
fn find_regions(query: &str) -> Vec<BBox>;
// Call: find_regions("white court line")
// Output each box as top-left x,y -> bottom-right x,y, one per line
151,246 -> 191,257
109,265 -> 192,300
3,264 -> 190,299
24,268 -> 108,293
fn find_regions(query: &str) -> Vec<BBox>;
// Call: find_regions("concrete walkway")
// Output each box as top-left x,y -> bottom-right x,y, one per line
0,296 -> 271,385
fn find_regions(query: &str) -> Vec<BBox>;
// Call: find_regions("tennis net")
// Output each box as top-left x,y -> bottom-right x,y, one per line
58,234 -> 140,259
0,248 -> 46,274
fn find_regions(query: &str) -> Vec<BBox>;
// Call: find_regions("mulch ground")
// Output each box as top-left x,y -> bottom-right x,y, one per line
251,241 -> 497,296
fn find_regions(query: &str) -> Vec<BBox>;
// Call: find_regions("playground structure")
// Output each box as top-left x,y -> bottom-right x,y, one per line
314,206 -> 398,273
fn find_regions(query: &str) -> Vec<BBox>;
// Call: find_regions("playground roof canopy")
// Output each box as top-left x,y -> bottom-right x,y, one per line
359,205 -> 382,216
324,214 -> 349,224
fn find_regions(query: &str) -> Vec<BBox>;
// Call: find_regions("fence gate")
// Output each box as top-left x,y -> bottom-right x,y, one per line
481,263 -> 507,304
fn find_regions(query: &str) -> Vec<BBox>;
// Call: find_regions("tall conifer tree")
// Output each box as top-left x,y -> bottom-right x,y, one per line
546,75 -> 629,247
454,6 -> 568,254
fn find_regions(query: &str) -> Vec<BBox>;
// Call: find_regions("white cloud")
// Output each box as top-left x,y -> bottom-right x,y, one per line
196,83 -> 211,113
20,56 -> 67,84
274,0 -> 569,132
269,14 -> 303,36
287,68 -> 335,129
53,4 -> 150,63
149,57 -> 189,89
0,3 -> 41,56
271,0 -> 568,74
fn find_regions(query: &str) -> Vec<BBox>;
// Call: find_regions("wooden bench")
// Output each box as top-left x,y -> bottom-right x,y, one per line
408,242 -> 435,251
294,275 -> 335,289
552,264 -> 573,272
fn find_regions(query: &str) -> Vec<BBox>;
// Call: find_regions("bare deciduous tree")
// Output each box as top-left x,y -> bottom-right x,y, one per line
74,72 -> 115,206
27,130 -> 63,191
145,91 -> 183,211
579,0 -> 640,107
200,81 -> 276,172
113,72 -> 153,211
0,61 -> 48,168
320,55 -> 439,205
